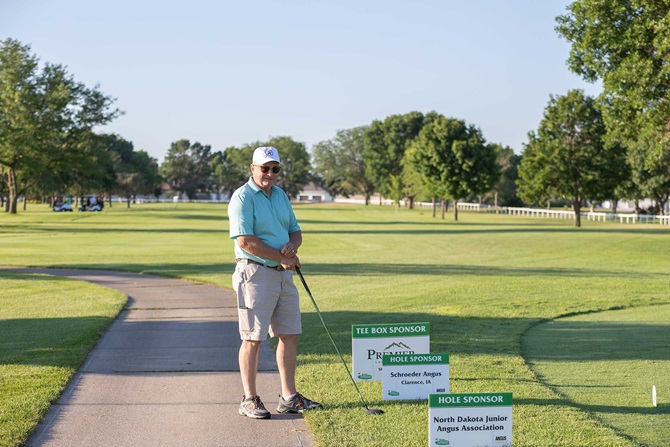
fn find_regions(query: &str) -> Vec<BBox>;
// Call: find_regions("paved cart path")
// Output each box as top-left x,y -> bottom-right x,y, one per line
4,267 -> 314,447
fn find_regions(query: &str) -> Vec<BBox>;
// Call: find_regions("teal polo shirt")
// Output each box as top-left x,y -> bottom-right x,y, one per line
228,177 -> 301,267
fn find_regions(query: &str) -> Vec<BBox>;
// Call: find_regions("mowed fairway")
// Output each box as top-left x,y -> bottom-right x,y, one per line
1,203 -> 669,446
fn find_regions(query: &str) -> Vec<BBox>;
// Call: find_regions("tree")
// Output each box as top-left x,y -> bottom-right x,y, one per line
363,112 -> 426,200
311,139 -> 342,196
387,174 -> 404,210
404,144 -> 449,217
556,2 -> 670,151
69,133 -> 160,207
362,120 -> 385,201
628,137 -> 670,213
0,166 -> 7,210
116,150 -> 160,207
214,137 -> 311,200
71,138 -> 112,201
263,136 -> 311,199
209,150 -> 230,199
190,142 -> 214,193
401,148 -> 431,209
517,90 -> 626,226
160,139 -> 212,199
211,145 -> 256,198
91,133 -> 135,204
409,114 -> 499,221
516,133 -> 557,207
487,144 -> 522,208
312,126 -> 374,204
0,39 -> 120,213
592,140 -> 630,212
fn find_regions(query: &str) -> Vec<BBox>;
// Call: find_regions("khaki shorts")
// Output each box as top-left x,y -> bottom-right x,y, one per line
232,262 -> 302,341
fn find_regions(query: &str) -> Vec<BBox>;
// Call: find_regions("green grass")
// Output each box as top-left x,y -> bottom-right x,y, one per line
1,202 -> 669,446
0,271 -> 127,447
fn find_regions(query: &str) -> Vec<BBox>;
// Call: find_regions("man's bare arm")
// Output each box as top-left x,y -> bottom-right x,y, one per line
237,231 -> 302,270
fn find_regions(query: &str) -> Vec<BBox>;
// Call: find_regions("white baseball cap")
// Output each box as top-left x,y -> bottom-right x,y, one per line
252,146 -> 281,165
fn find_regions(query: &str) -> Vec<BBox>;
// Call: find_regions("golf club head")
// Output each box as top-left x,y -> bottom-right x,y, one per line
366,408 -> 385,416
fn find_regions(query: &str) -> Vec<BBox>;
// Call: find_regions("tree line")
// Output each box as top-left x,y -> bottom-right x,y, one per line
312,112 -> 516,221
160,135 -> 312,204
3,0 -> 670,227
520,0 -> 670,226
0,38 -> 515,220
0,39 -> 160,213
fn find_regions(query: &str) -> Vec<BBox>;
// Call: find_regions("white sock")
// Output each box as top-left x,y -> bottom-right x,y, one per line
283,393 -> 297,401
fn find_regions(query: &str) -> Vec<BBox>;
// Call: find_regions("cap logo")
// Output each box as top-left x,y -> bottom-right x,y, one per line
253,146 -> 280,165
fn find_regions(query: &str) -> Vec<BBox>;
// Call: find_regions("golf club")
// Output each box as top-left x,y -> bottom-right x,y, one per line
296,267 -> 384,416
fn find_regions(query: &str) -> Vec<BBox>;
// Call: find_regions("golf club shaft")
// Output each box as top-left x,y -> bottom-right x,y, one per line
295,267 -> 371,410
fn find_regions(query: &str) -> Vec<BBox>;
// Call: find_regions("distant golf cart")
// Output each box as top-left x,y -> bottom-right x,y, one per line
79,195 -> 104,212
53,202 -> 73,212
52,196 -> 73,212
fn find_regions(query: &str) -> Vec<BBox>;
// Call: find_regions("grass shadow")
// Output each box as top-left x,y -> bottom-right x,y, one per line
296,263 -> 664,279
16,262 -> 664,281
299,309 -> 670,362
515,398 -> 668,415
523,319 -> 670,362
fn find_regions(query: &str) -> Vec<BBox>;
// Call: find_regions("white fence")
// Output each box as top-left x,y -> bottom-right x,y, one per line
340,199 -> 669,225
144,195 -> 669,226
450,203 -> 670,225
506,206 -> 575,219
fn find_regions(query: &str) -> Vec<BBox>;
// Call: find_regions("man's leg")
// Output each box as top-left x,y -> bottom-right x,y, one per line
233,265 -> 274,418
238,339 -> 271,419
239,339 -> 262,398
276,334 -> 298,397
273,272 -> 322,413
276,333 -> 322,413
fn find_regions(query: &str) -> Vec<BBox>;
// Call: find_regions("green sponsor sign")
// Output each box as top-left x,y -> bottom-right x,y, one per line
383,353 -> 449,366
429,392 -> 513,446
383,353 -> 450,400
430,393 -> 513,408
352,322 -> 430,338
352,322 -> 431,382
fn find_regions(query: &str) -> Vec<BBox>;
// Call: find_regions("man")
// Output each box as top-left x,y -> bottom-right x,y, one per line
228,146 -> 322,419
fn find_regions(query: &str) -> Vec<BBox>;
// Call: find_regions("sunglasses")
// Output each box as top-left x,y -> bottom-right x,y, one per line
256,165 -> 281,174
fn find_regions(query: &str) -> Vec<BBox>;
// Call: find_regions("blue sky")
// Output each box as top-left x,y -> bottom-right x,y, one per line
1,0 -> 601,162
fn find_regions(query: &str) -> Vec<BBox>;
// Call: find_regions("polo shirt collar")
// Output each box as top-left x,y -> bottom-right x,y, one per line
247,177 -> 276,197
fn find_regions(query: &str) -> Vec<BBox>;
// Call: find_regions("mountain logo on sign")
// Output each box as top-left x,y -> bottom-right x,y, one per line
384,342 -> 412,351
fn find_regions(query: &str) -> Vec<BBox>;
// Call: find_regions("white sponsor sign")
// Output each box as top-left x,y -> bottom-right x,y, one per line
429,393 -> 513,447
382,353 -> 449,400
352,322 -> 430,382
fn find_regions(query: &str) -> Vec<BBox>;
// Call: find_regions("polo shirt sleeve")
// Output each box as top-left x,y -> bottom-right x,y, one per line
228,188 -> 254,239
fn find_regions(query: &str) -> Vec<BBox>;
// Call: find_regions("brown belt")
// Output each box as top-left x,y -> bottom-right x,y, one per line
236,258 -> 284,270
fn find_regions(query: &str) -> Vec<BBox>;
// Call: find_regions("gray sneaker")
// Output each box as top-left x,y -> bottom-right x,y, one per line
239,395 -> 271,419
277,392 -> 322,414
